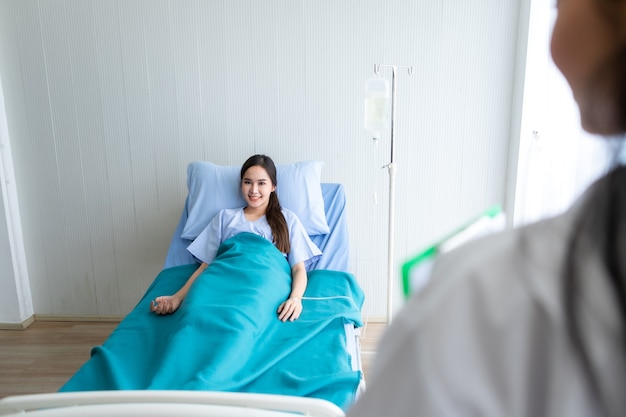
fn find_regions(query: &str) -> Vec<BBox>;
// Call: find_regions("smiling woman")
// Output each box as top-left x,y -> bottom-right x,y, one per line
152,154 -> 321,322
1,161 -> 368,410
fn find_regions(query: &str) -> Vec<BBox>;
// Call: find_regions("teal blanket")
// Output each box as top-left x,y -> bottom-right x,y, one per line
60,233 -> 364,410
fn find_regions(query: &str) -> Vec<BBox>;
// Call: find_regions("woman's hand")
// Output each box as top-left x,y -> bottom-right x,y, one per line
150,263 -> 206,315
277,297 -> 302,322
150,295 -> 182,315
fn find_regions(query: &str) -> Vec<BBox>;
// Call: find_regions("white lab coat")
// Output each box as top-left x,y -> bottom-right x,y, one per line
348,175 -> 625,417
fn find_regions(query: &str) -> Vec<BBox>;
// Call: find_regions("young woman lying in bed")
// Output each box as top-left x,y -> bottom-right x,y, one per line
59,156 -> 363,409
150,154 -> 321,322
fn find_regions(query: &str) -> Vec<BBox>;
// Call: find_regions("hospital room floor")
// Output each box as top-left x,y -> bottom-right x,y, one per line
0,320 -> 386,399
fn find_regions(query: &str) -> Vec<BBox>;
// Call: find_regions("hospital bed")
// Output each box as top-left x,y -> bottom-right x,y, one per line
164,178 -> 365,385
0,161 -> 365,415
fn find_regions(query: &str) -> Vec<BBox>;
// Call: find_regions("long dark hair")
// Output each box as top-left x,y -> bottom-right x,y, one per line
563,2 -> 626,414
240,154 -> 290,254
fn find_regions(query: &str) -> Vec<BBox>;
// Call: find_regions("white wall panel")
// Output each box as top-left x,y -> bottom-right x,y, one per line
0,0 -> 525,320
195,1 -> 230,162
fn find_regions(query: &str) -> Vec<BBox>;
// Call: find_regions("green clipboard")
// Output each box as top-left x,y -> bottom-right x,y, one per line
401,205 -> 505,299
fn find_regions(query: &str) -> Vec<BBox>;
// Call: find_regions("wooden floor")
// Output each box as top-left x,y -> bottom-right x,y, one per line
0,320 -> 386,400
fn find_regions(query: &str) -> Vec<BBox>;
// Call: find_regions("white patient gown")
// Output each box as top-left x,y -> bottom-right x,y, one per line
187,207 -> 321,268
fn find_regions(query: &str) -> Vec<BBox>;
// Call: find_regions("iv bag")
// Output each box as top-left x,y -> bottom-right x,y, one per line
364,76 -> 390,140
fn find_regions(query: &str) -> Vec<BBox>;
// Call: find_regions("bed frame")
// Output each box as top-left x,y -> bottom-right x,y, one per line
0,184 -> 364,416
0,391 -> 345,416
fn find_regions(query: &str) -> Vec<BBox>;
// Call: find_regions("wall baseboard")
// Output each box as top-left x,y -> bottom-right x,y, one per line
34,314 -> 124,323
0,315 -> 123,330
0,315 -> 35,330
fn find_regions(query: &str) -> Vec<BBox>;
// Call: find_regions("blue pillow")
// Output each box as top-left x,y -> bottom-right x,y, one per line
181,160 -> 330,240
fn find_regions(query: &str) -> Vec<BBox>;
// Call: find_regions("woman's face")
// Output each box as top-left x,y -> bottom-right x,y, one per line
241,165 -> 276,212
551,0 -> 626,134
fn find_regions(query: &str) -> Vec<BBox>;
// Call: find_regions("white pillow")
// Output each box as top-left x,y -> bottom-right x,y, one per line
181,160 -> 330,240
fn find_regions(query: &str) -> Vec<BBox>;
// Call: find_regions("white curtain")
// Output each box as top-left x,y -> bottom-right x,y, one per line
513,1 -> 612,227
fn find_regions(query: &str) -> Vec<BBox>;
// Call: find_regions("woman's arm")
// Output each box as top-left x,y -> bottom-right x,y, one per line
150,262 -> 208,315
277,261 -> 307,322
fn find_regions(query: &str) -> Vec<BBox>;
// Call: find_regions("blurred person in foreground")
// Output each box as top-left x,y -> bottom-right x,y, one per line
347,0 -> 626,416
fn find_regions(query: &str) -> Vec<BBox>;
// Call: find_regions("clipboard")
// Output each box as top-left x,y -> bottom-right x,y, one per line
401,205 -> 505,299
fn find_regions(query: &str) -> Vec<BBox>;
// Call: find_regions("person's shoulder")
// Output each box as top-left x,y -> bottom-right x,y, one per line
280,208 -> 311,238
408,210 -> 577,326
393,214 -> 573,336
219,207 -> 244,217
209,207 -> 244,225
434,212 -> 571,282
280,207 -> 300,222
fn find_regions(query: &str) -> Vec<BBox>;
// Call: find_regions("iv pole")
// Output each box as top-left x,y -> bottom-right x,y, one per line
373,64 -> 412,324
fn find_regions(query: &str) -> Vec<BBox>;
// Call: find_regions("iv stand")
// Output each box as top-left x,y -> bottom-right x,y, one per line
374,64 -> 412,325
